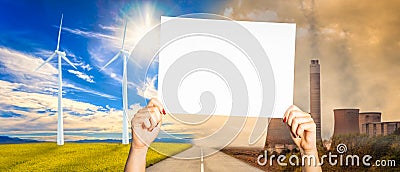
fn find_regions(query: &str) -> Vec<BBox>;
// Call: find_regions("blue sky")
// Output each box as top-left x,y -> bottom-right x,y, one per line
0,0 -> 226,109
0,0 -> 230,138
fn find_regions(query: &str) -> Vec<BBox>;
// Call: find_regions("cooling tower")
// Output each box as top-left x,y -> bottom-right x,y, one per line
359,112 -> 381,133
310,60 -> 321,141
265,118 -> 295,150
333,109 -> 360,136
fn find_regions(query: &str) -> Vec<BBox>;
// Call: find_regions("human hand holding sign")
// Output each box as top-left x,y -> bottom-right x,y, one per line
125,101 -> 321,172
132,98 -> 165,149
284,105 -> 317,153
284,105 -> 321,171
125,98 -> 165,172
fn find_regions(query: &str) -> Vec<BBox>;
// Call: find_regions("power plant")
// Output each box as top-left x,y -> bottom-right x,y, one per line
265,59 -> 322,151
264,58 -> 399,151
333,109 -> 400,137
310,59 -> 322,141
333,109 -> 360,135
265,118 -> 295,152
359,112 -> 381,133
363,121 -> 400,136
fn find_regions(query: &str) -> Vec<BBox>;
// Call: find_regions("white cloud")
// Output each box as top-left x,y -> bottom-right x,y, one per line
0,47 -> 116,99
80,63 -> 92,71
0,80 -> 122,134
110,72 -> 117,78
136,76 -> 158,99
33,49 -> 55,59
64,83 -> 117,100
98,24 -> 119,32
223,7 -> 234,17
0,47 -> 58,93
67,69 -> 95,83
62,27 -> 119,41
0,47 -> 57,77
127,103 -> 143,122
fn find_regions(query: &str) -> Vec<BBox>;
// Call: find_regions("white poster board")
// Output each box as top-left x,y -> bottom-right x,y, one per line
158,16 -> 296,118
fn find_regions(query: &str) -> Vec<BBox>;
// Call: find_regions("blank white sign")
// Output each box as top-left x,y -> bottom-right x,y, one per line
158,16 -> 296,118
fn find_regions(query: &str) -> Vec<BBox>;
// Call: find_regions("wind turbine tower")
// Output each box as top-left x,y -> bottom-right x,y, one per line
35,14 -> 77,145
100,20 -> 140,144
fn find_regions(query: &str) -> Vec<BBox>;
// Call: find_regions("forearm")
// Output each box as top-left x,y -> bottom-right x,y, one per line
125,98 -> 164,172
301,149 -> 322,172
124,144 -> 148,172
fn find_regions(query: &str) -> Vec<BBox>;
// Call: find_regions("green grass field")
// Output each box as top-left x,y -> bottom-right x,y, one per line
0,142 -> 192,171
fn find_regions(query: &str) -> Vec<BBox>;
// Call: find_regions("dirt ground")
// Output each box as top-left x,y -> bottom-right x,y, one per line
221,147 -> 282,171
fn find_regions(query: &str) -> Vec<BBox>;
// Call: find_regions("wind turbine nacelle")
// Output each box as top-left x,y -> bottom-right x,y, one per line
121,49 -> 130,55
56,50 -> 66,57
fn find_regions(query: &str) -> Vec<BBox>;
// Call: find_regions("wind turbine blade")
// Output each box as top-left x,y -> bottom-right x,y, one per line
61,55 -> 77,69
130,58 -> 142,69
56,14 -> 63,51
34,52 -> 56,71
124,51 -> 142,69
121,20 -> 127,49
100,51 -> 121,71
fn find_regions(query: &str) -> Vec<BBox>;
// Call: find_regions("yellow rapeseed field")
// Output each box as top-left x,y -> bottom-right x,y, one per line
0,142 -> 191,171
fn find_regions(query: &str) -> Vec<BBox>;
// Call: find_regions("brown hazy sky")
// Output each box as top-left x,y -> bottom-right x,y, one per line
219,0 -> 400,139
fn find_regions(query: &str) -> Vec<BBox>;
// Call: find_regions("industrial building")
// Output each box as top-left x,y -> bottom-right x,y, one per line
265,118 -> 295,152
333,109 -> 360,135
359,112 -> 381,133
363,122 -> 400,136
333,109 -> 400,137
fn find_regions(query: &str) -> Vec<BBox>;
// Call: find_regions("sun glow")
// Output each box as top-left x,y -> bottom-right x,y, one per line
119,3 -> 159,49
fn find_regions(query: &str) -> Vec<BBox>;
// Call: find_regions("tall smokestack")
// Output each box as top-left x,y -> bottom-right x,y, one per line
310,59 -> 321,141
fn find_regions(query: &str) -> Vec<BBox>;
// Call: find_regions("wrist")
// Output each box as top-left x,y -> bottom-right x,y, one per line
132,146 -> 148,159
132,146 -> 149,152
301,148 -> 318,155
132,143 -> 149,150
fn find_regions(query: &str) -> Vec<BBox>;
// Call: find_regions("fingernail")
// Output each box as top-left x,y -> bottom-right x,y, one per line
283,117 -> 286,123
162,109 -> 166,115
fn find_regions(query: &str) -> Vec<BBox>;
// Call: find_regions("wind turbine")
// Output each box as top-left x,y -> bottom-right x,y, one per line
35,14 -> 77,146
100,20 -> 140,144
